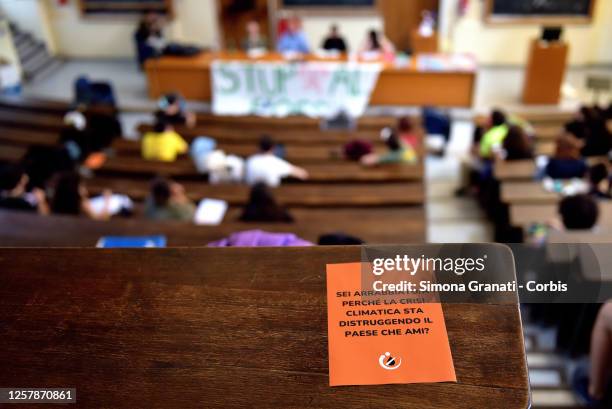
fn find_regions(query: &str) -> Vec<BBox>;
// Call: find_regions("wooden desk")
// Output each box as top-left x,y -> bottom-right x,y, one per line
0,247 -> 529,408
522,40 -> 568,105
145,52 -> 475,108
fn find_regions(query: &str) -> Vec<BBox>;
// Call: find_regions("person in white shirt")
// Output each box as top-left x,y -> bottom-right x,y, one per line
245,136 -> 308,187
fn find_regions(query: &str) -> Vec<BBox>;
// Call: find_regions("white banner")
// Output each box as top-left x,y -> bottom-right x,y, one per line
211,60 -> 382,118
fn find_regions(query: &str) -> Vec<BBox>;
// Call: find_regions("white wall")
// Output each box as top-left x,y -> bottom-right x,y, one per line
440,0 -> 612,66
0,0 -> 45,41
0,19 -> 21,77
31,0 -> 220,58
3,0 -> 610,65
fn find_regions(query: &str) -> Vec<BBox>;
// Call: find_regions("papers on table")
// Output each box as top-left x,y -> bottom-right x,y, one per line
89,194 -> 133,217
194,198 -> 228,225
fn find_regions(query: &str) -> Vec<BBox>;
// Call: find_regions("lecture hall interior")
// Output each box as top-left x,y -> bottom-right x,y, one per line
0,0 -> 611,408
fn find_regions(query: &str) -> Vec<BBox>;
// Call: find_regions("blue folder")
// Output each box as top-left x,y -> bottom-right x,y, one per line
96,235 -> 167,248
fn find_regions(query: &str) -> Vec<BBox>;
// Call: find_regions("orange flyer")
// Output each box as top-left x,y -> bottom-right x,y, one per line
326,262 -> 457,386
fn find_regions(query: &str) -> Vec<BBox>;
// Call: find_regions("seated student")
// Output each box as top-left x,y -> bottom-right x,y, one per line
134,11 -> 167,59
60,111 -> 88,159
158,93 -> 196,128
479,109 -> 509,160
207,229 -> 312,247
545,135 -> 588,179
321,24 -> 347,53
557,194 -> 599,230
500,125 -> 533,161
0,164 -> 48,214
396,116 -> 419,150
239,182 -> 293,223
565,106 -> 592,140
144,177 -> 195,222
359,29 -> 395,55
242,20 -> 267,51
361,128 -> 417,166
134,10 -> 165,66
582,113 -> 612,157
22,145 -> 76,190
142,115 -> 189,162
318,233 -> 364,245
245,135 -> 308,187
50,172 -> 111,220
84,107 -> 123,153
277,17 -> 310,54
588,163 -> 611,199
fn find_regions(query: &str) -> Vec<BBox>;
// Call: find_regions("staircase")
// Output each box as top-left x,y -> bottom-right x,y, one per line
524,320 -> 586,408
8,21 -> 63,82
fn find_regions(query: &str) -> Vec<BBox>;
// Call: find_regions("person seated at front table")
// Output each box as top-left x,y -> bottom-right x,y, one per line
239,182 -> 294,223
588,163 -> 611,199
245,135 -> 308,187
157,93 -> 195,128
50,171 -> 111,220
144,177 -> 195,222
142,115 -> 188,162
361,128 -> 417,166
321,24 -> 347,53
0,163 -> 48,214
545,135 -> 588,180
277,17 -> 310,54
359,29 -> 395,55
242,20 -> 268,52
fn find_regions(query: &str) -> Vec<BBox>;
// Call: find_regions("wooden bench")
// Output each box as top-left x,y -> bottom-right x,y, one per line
0,110 -> 66,132
510,201 -> 612,228
0,246 -> 529,408
194,112 -> 398,130
98,156 -> 424,183
0,208 -> 425,245
138,123 -> 387,145
493,160 -> 537,181
0,95 -> 69,115
87,178 -> 425,207
501,182 -> 559,205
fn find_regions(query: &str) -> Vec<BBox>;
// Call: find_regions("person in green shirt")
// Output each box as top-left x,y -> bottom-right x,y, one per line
144,178 -> 195,222
479,110 -> 509,159
361,128 -> 417,166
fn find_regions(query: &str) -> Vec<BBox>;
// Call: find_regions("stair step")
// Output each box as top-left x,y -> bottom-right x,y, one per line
20,43 -> 46,64
527,353 -> 565,369
531,389 -> 581,408
12,32 -> 31,47
24,57 -> 64,82
530,368 -> 565,389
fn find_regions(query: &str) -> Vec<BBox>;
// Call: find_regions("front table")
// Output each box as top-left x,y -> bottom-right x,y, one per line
145,52 -> 475,108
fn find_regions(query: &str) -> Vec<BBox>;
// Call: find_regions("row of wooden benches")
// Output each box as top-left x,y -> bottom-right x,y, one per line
0,205 -> 426,246
0,96 -> 427,245
492,156 -> 610,230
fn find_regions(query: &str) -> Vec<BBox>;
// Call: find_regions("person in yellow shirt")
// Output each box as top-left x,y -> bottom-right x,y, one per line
141,116 -> 188,162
